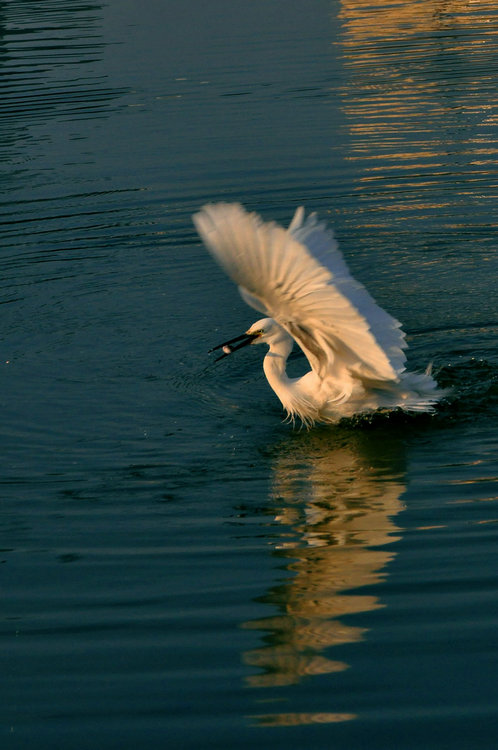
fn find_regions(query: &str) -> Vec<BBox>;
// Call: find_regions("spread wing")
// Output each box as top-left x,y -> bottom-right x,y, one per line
193,202 -> 407,383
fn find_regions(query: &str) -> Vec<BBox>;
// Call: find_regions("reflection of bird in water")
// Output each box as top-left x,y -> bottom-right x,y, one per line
242,430 -> 406,694
194,203 -> 444,426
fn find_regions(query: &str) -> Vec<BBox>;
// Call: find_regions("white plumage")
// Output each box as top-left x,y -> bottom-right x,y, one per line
193,202 -> 443,426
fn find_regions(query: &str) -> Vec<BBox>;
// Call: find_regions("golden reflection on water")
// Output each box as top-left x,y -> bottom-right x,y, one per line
244,429 -> 406,726
339,0 -> 497,46
337,0 -> 498,225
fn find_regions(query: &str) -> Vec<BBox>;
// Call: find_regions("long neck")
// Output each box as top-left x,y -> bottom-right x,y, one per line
263,336 -> 294,400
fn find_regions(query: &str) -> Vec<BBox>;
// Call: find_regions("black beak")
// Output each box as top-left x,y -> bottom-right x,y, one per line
209,332 -> 258,362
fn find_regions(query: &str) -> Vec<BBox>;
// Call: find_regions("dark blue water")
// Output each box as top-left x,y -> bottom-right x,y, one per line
2,1 -> 498,748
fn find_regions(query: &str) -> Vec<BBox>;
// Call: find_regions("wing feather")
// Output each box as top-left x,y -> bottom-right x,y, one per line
193,203 -> 407,383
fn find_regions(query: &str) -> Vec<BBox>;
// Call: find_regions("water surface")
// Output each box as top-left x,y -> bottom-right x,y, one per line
1,1 -> 498,748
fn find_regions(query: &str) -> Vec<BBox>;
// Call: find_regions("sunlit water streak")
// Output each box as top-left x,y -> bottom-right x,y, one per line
338,0 -> 498,232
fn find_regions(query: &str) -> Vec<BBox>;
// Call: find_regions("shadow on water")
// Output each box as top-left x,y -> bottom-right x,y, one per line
436,359 -> 498,422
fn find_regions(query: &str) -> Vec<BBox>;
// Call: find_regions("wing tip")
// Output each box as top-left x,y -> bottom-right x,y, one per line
288,206 -> 305,233
193,202 -> 246,242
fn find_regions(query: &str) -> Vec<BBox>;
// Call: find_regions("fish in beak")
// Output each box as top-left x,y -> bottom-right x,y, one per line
209,331 -> 260,361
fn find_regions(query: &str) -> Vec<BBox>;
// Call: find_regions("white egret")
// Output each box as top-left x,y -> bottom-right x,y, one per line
193,203 -> 444,426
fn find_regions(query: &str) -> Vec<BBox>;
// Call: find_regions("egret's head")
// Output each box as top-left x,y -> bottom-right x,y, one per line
245,318 -> 280,343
